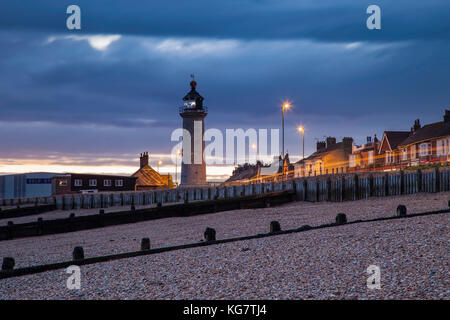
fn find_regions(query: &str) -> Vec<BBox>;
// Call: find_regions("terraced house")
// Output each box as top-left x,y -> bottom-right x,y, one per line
294,137 -> 354,177
353,110 -> 450,171
348,135 -> 380,172
397,110 -> 450,167
346,110 -> 449,172
376,131 -> 411,170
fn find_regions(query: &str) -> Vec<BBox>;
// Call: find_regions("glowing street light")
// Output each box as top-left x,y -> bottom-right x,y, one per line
157,160 -> 162,173
251,143 -> 258,163
298,126 -> 305,160
281,102 -> 291,156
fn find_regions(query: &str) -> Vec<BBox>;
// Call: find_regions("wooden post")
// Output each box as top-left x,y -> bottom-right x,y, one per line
435,167 -> 440,192
327,178 -> 331,201
417,169 -> 422,193
2,257 -> 15,271
204,227 -> 216,242
316,181 -> 319,202
400,170 -> 405,194
270,221 -> 281,233
335,213 -> 347,225
384,173 -> 389,196
292,179 -> 297,202
37,217 -> 44,235
6,221 -> 13,240
100,194 -> 104,209
141,238 -> 151,251
72,246 -> 84,260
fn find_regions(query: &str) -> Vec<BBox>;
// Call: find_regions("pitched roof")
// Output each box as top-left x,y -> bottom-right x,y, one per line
297,141 -> 345,163
226,164 -> 258,182
131,165 -> 167,187
159,174 -> 175,187
383,131 -> 410,150
399,121 -> 450,147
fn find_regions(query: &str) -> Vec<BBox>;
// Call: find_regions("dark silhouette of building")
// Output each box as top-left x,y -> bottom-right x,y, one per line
53,173 -> 136,195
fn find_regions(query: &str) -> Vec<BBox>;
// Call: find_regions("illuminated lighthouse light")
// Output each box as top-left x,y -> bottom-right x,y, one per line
184,101 -> 196,108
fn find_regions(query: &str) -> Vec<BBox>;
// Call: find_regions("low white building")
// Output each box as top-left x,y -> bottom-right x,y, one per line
0,172 -> 59,199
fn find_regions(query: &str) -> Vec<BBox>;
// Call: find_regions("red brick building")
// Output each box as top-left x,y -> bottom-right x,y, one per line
350,109 -> 450,172
376,131 -> 411,170
53,173 -> 136,195
348,135 -> 380,172
397,110 -> 450,167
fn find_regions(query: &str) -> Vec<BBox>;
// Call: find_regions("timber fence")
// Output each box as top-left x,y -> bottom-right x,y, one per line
0,168 -> 446,211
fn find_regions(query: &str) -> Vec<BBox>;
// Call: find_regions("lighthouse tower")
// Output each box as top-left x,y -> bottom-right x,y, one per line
180,78 -> 207,186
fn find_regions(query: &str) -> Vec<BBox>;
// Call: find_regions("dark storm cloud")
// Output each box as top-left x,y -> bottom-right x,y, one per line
1,0 -> 449,42
0,0 -> 449,161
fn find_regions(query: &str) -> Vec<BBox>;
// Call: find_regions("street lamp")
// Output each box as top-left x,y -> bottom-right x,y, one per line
157,160 -> 162,173
298,126 -> 305,160
175,150 -> 181,185
282,102 -> 290,156
251,143 -> 258,164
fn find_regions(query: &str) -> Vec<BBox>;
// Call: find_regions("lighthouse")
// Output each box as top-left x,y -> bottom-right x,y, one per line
179,78 -> 207,186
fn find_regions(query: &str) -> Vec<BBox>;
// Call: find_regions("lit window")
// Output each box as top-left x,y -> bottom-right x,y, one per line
74,179 -> 82,187
184,101 -> 196,108
89,179 -> 97,187
385,151 -> 393,164
58,180 -> 68,187
349,155 -> 356,168
419,143 -> 429,157
437,139 -> 446,156
115,179 -> 123,187
402,148 -> 408,161
368,151 -> 374,164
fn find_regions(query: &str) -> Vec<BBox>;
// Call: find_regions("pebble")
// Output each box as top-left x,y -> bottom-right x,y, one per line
0,192 -> 449,300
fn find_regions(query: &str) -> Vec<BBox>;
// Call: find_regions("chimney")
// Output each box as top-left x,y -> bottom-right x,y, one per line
140,152 -> 149,168
342,137 -> 353,153
317,141 -> 326,151
444,109 -> 450,122
366,136 -> 372,145
326,137 -> 336,148
413,119 -> 421,131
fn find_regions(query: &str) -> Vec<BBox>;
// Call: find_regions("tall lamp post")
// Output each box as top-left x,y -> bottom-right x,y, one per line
157,160 -> 162,173
282,102 -> 290,156
298,126 -> 305,160
175,150 -> 181,185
